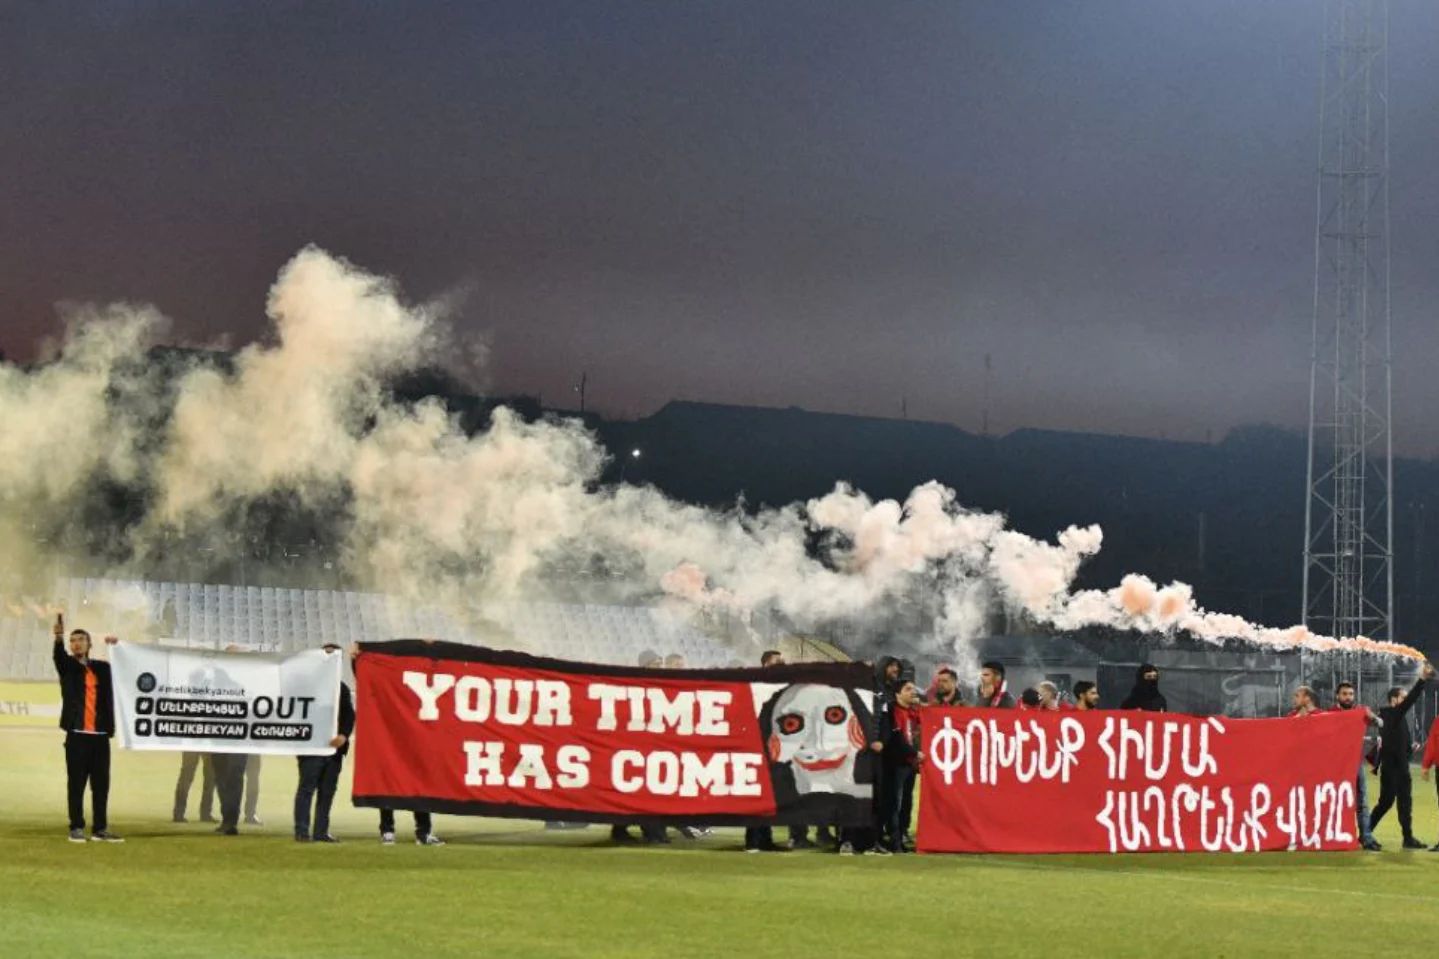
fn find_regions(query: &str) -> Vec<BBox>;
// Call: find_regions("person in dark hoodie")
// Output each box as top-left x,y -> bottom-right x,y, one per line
1120,663 -> 1168,712
876,656 -> 903,699
1368,663 -> 1435,849
293,644 -> 356,843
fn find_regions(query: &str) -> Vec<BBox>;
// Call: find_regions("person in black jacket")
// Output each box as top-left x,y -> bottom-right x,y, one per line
52,613 -> 123,842
293,646 -> 355,843
1369,663 -> 1435,848
1120,663 -> 1168,712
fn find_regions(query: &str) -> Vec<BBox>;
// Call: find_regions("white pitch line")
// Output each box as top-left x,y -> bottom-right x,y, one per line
967,855 -> 1439,905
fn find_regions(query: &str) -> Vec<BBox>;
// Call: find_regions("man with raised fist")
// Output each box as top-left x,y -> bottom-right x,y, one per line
52,613 -> 123,843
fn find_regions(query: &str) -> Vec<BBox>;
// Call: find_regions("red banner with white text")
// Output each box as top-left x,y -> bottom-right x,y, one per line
352,641 -> 879,826
918,708 -> 1366,854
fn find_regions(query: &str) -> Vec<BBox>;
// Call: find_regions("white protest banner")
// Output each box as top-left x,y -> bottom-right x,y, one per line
111,644 -> 343,756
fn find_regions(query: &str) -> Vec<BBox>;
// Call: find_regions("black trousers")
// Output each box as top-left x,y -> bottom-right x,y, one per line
210,753 -> 248,828
64,732 -> 110,832
880,766 -> 915,850
173,752 -> 215,819
1370,760 -> 1414,839
294,754 -> 344,838
898,771 -> 916,838
379,808 -> 433,838
743,824 -> 806,849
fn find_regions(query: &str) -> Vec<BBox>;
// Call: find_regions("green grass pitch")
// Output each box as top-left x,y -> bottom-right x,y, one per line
4,725 -> 1439,958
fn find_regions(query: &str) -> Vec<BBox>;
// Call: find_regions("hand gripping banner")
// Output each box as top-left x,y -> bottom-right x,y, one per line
918,708 -> 1368,854
110,644 -> 344,756
352,641 -> 879,827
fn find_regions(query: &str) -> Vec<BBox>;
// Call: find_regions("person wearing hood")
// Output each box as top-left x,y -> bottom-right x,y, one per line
1120,663 -> 1167,712
876,657 -> 903,698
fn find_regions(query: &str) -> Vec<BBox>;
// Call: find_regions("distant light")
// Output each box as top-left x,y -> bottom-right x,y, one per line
631,448 -> 642,459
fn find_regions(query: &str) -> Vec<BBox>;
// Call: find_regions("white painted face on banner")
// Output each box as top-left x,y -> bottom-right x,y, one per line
767,684 -> 868,798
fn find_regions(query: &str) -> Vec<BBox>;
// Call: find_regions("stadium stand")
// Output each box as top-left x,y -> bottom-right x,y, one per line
0,578 -> 737,680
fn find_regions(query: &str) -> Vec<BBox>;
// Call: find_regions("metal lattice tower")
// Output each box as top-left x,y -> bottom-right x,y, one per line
1302,0 -> 1394,643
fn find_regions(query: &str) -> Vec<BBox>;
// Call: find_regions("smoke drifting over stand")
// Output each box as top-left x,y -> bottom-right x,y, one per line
0,248 -> 1420,662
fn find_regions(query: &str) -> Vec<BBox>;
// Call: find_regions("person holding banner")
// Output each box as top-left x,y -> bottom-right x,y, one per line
379,808 -> 444,846
172,752 -> 216,823
51,613 -> 123,843
294,647 -> 355,843
1332,681 -> 1383,852
1072,681 -> 1100,710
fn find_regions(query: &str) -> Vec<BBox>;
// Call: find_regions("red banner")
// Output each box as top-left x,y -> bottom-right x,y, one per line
352,641 -> 879,826
918,708 -> 1366,854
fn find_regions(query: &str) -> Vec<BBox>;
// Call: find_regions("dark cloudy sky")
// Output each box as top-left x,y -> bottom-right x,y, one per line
3,2 -> 1438,448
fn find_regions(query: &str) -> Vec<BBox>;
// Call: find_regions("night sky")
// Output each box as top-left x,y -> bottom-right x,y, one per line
4,2 -> 1438,448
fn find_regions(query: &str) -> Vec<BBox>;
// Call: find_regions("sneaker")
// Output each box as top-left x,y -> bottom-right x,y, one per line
677,826 -> 702,840
789,837 -> 818,850
416,834 -> 445,846
1429,843 -> 1439,852
744,847 -> 761,854
380,832 -> 396,845
294,834 -> 311,843
68,828 -> 87,843
91,830 -> 124,843
1362,837 -> 1383,851
199,815 -> 217,823
215,825 -> 239,836
838,841 -> 855,856
172,815 -> 188,824
244,815 -> 263,826
864,846 -> 892,857
314,834 -> 341,843
1402,836 -> 1426,850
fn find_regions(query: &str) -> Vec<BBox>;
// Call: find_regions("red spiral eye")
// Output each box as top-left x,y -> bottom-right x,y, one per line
824,705 -> 847,725
777,713 -> 804,735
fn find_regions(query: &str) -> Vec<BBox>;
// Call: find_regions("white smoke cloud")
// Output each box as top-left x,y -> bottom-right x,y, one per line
0,246 -> 1423,665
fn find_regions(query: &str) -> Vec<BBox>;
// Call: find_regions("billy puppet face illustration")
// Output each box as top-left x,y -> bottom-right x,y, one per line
760,684 -> 872,799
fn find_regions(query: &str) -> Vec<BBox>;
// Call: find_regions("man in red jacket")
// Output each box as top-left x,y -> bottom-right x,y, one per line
1419,715 -> 1439,852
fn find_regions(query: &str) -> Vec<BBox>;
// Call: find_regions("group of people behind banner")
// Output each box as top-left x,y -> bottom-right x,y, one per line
49,611 -> 1439,854
1288,665 -> 1439,851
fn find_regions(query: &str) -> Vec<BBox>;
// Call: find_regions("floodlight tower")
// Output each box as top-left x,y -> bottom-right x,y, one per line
1301,0 -> 1394,644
